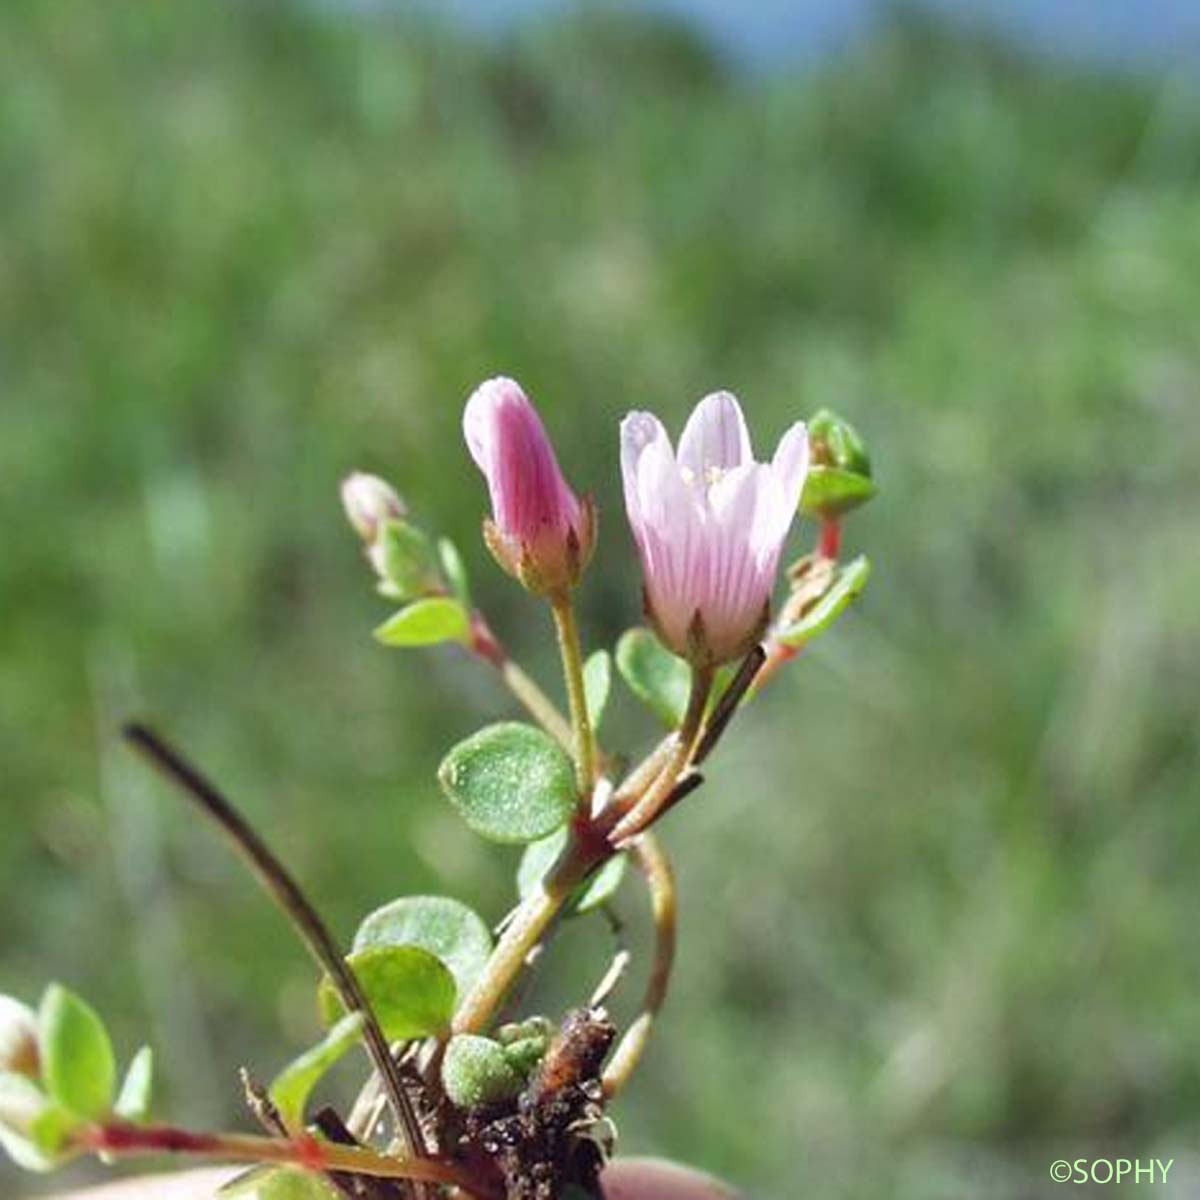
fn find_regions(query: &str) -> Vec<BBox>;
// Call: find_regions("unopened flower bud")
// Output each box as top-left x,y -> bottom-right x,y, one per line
0,996 -> 40,1080
340,473 -> 407,543
442,1034 -> 525,1109
800,409 -> 876,518
464,377 -> 595,596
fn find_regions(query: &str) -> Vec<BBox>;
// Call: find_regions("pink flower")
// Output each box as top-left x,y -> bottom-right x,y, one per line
464,377 -> 595,594
620,391 -> 809,666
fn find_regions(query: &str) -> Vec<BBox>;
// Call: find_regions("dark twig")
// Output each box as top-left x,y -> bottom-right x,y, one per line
692,644 -> 766,766
611,771 -> 703,846
121,724 -> 428,1185
315,1107 -> 407,1200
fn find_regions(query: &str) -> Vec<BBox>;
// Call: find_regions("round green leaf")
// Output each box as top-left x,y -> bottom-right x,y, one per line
615,628 -> 691,728
778,555 -> 872,649
374,596 -> 470,648
269,1013 -> 364,1129
441,1035 -> 524,1109
317,946 -> 455,1041
114,1046 -> 154,1123
583,650 -> 612,730
438,722 -> 577,844
354,896 -> 492,998
38,985 -> 115,1120
518,828 -> 627,916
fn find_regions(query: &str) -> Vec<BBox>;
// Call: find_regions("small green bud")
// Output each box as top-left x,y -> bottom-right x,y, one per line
442,1034 -> 524,1109
802,410 -> 876,518
0,997 -> 40,1080
496,1016 -> 554,1046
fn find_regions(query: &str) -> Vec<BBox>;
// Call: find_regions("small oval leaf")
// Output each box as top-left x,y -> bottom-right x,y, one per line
374,597 -> 470,648
615,629 -> 691,728
518,829 -> 627,916
583,651 -> 612,730
778,555 -> 871,649
38,985 -> 115,1120
114,1047 -> 153,1123
438,722 -> 577,844
269,1013 -> 364,1130
318,946 -> 455,1042
354,896 -> 493,999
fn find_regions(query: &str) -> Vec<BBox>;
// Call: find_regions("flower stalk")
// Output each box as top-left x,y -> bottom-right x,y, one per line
550,592 -> 596,795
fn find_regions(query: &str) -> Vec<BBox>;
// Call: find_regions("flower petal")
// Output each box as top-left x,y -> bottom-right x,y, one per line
677,391 -> 752,480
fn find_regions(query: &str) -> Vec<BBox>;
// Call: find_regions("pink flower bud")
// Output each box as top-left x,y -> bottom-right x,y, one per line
0,996 -> 40,1080
621,391 -> 808,666
340,473 -> 407,543
464,377 -> 595,594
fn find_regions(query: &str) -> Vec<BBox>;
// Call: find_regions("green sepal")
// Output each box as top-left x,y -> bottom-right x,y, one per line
517,828 -> 627,916
777,555 -> 871,649
375,520 -> 442,600
317,945 -> 455,1041
808,408 -> 872,476
441,1035 -> 524,1109
583,651 -> 612,730
615,628 -> 691,728
114,1046 -> 153,1123
800,465 -> 878,517
268,1013 -> 364,1130
353,895 -> 493,999
438,722 -> 578,844
374,596 -> 470,648
38,985 -> 115,1121
438,537 -> 472,609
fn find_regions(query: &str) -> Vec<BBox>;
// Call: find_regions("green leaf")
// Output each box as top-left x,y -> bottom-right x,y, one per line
318,946 -> 455,1041
374,596 -> 470,648
438,537 -> 472,609
38,985 -> 115,1120
441,1035 -> 524,1109
583,651 -> 612,730
220,1166 -> 338,1199
114,1046 -> 153,1123
615,628 -> 691,728
354,896 -> 493,999
777,555 -> 872,649
518,828 -> 627,916
269,1013 -> 364,1129
799,465 -> 878,518
438,722 -> 577,844
0,1072 -> 77,1172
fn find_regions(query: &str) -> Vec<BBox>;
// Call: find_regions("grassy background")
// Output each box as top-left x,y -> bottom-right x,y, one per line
2,4 -> 1199,1196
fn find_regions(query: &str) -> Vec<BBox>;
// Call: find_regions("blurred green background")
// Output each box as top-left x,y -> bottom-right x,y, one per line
3,3 -> 1199,1196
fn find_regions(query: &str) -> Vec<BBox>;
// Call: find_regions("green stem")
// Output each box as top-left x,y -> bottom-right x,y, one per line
499,658 -> 574,751
550,593 -> 596,796
602,831 -> 676,1097
452,837 -> 597,1034
82,1123 -> 493,1194
608,664 -> 714,842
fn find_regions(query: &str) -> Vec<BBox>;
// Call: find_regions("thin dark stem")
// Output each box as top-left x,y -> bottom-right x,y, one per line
121,724 -> 428,1179
693,644 -> 767,766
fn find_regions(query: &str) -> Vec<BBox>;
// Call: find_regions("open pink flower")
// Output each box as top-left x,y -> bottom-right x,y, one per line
620,391 -> 809,665
464,377 -> 594,594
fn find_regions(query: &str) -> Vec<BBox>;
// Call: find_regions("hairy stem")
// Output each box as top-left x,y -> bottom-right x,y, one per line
121,725 -> 427,1169
81,1123 -> 493,1194
602,831 -> 676,1097
551,593 -> 596,796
